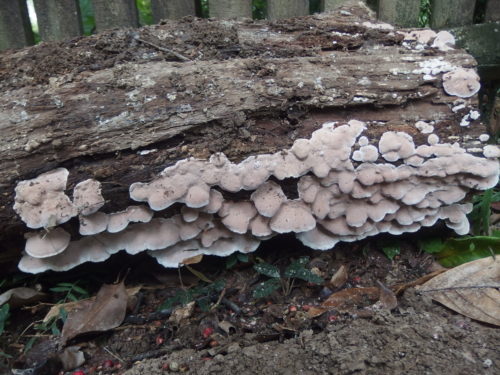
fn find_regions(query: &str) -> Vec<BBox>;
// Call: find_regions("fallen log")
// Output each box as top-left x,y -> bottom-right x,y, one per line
0,2 -> 498,271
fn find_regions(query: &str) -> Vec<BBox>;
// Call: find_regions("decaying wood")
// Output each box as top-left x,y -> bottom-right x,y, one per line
0,2 -> 488,253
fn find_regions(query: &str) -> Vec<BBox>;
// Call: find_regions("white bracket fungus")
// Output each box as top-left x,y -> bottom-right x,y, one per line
14,120 -> 499,273
14,168 -> 78,229
442,68 -> 481,98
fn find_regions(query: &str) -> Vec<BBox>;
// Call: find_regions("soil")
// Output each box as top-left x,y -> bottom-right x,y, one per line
2,230 -> 499,375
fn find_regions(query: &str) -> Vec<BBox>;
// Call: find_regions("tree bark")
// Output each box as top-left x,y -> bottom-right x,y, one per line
0,1 -> 489,254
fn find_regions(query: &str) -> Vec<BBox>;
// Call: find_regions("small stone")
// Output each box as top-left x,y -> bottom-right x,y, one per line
169,361 -> 179,372
483,359 -> 493,368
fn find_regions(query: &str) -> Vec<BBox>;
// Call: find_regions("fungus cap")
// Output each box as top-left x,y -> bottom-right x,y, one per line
14,168 -> 78,229
25,227 -> 71,258
73,179 -> 105,216
270,201 -> 316,233
442,68 -> 480,98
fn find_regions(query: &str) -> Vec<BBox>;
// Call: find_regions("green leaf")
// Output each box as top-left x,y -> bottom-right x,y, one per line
419,237 -> 445,254
284,268 -> 323,284
283,257 -> 322,284
236,253 -> 249,263
58,307 -> 68,323
71,285 -> 89,296
253,263 -> 280,278
252,278 -> 281,299
434,235 -> 500,267
378,239 -> 400,260
50,286 -> 71,293
225,254 -> 238,269
0,304 -> 9,334
24,337 -> 37,353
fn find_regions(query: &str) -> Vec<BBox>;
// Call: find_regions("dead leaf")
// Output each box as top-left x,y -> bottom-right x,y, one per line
392,269 -> 446,295
181,254 -> 204,265
328,265 -> 348,289
418,256 -> 500,326
169,301 -> 195,325
371,281 -> 397,310
43,286 -> 141,323
58,345 -> 85,371
0,287 -> 46,308
60,281 -> 128,345
306,306 -> 328,318
321,287 -> 379,312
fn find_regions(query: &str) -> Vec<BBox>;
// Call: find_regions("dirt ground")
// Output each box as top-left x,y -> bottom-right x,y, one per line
3,231 -> 499,375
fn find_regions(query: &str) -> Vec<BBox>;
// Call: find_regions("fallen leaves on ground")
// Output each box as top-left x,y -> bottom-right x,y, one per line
60,281 -> 129,345
0,287 -> 46,308
328,265 -> 348,289
418,256 -> 500,326
43,285 -> 141,323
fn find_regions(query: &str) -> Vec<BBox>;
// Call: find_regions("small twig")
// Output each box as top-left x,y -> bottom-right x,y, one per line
419,285 -> 500,293
134,36 -> 190,62
103,346 -> 126,364
210,288 -> 227,311
221,297 -> 241,314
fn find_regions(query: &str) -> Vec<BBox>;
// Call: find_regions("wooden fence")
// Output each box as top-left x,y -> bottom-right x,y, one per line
0,0 -> 499,51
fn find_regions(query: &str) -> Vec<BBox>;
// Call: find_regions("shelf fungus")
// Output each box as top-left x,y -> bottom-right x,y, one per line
14,120 -> 499,273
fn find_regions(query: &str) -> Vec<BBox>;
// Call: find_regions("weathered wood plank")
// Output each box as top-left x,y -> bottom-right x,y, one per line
151,0 -> 196,21
33,0 -> 83,42
431,0 -> 475,29
451,21 -> 500,79
209,0 -> 252,18
0,0 -> 34,51
91,0 -> 139,31
378,0 -> 420,27
267,0 -> 309,19
324,0 -> 353,11
485,0 -> 500,21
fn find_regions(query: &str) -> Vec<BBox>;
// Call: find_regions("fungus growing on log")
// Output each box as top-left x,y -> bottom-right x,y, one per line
14,120 -> 499,273
5,4 -> 498,273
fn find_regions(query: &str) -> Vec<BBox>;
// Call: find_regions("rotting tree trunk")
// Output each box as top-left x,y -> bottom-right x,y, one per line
0,1 -> 494,262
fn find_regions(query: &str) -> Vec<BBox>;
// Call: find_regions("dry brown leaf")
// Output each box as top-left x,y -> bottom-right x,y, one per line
58,345 -> 85,371
328,265 -> 348,289
321,287 -> 379,312
43,285 -> 141,323
60,281 -> 128,345
418,256 -> 500,326
371,281 -> 398,310
392,269 -> 446,295
169,301 -> 195,325
306,306 -> 328,318
0,287 -> 46,308
181,254 -> 204,265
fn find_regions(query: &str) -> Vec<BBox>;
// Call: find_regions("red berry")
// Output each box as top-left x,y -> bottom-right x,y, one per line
289,305 -> 297,312
103,359 -> 114,368
328,315 -> 338,322
156,335 -> 165,345
202,327 -> 214,338
72,371 -> 86,375
302,304 -> 311,311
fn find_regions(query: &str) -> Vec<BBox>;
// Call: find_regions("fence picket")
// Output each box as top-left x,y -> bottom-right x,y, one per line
431,0 -> 476,29
33,0 -> 83,42
151,0 -> 196,21
208,0 -> 252,18
91,0 -> 139,32
378,0 -> 420,27
324,0 -> 352,11
267,0 -> 309,19
0,0 -> 34,51
485,0 -> 500,21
